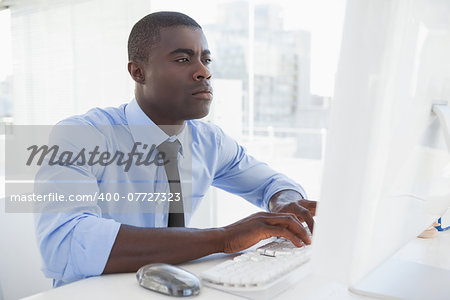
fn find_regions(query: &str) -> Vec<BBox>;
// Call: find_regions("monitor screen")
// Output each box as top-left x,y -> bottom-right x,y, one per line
311,0 -> 450,295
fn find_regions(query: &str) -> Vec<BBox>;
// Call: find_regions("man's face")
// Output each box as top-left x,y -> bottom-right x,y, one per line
139,26 -> 213,125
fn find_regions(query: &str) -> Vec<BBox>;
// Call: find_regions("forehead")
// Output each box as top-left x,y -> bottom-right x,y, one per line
153,26 -> 209,56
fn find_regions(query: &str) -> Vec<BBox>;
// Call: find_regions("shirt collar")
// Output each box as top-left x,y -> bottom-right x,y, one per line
125,98 -> 188,156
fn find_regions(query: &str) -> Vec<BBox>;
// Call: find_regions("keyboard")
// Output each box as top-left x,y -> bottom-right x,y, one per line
200,238 -> 312,299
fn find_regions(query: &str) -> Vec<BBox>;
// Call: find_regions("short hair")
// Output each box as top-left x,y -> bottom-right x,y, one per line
128,11 -> 202,63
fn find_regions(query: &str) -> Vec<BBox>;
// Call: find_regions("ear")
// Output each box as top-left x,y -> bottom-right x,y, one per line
128,61 -> 145,84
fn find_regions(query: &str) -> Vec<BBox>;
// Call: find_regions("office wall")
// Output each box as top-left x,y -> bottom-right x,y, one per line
0,205 -> 52,300
10,0 -> 150,125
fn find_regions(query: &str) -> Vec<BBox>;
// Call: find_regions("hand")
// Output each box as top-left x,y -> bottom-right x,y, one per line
269,190 -> 317,234
221,211 -> 311,253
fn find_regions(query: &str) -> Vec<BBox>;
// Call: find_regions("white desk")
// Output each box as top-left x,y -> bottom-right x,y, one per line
24,231 -> 450,300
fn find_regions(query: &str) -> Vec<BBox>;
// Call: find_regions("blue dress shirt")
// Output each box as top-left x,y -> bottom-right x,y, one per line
34,99 -> 306,286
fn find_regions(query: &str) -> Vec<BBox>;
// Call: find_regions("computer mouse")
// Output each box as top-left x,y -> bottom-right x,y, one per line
136,263 -> 201,297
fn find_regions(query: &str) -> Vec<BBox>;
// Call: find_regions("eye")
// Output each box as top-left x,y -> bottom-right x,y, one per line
203,58 -> 212,64
175,58 -> 190,63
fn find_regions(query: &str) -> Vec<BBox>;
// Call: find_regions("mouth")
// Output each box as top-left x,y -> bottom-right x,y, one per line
192,88 -> 213,100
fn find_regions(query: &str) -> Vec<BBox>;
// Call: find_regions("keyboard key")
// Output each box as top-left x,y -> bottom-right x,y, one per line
200,237 -> 311,291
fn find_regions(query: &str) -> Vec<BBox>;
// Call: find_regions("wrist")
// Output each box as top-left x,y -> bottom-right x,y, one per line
269,189 -> 304,212
211,227 -> 227,253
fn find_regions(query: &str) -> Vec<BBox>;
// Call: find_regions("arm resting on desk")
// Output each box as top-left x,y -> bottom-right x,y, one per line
103,225 -> 223,273
103,209 -> 312,274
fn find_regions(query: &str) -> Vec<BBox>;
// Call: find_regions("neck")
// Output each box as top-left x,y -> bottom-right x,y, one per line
135,92 -> 185,136
158,124 -> 185,136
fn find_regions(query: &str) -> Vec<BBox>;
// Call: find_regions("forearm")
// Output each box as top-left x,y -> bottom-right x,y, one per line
103,225 -> 225,274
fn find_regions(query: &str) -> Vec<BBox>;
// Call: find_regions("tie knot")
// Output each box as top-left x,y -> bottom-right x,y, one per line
157,139 -> 181,160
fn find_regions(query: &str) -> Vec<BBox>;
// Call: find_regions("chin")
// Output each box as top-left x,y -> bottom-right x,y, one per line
189,103 -> 211,120
191,110 -> 210,120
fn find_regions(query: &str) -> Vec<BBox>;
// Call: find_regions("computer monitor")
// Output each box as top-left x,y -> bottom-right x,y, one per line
311,0 -> 450,299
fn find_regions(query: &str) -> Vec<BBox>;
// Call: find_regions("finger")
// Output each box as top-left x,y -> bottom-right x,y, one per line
263,214 -> 311,244
263,212 -> 302,228
285,203 -> 315,234
264,210 -> 303,225
299,199 -> 317,216
263,225 -> 304,247
298,206 -> 315,234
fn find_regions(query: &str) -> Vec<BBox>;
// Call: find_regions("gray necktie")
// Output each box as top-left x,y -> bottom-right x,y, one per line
157,140 -> 185,227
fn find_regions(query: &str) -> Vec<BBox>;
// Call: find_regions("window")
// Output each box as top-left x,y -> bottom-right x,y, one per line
147,0 -> 346,226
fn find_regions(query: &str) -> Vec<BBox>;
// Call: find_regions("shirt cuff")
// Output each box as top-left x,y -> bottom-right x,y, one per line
264,184 -> 307,212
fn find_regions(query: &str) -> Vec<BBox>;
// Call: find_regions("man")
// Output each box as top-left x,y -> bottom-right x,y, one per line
35,11 -> 316,286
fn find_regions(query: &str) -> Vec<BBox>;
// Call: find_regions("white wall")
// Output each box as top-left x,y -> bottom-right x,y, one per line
0,206 -> 52,300
10,0 -> 150,125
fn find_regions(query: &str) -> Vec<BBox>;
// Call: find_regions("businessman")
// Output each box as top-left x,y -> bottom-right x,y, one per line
35,11 -> 316,286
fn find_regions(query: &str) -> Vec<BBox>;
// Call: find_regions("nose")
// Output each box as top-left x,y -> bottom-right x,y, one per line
193,61 -> 211,81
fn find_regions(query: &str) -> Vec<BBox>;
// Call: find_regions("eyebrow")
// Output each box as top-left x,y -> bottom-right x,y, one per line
169,48 -> 211,56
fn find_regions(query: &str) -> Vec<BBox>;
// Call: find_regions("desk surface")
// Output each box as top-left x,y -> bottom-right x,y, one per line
24,231 -> 450,300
